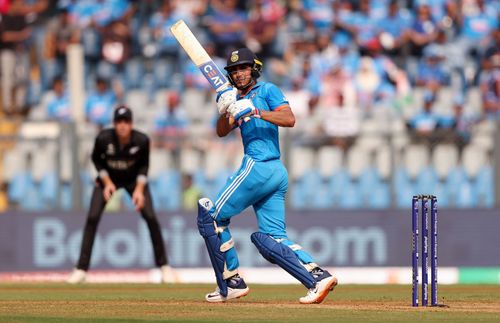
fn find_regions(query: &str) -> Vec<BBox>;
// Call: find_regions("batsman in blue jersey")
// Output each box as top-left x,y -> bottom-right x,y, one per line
197,48 -> 337,304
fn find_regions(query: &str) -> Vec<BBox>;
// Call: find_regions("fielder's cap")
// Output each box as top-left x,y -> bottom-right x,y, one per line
113,105 -> 133,122
224,48 -> 259,70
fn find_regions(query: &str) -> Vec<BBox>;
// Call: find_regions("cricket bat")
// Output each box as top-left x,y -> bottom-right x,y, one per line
170,19 -> 230,93
170,20 -> 250,121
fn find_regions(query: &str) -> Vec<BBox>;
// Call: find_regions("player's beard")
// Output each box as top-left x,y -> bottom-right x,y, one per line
235,74 -> 254,90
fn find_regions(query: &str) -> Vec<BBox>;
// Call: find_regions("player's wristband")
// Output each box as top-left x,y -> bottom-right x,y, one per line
137,175 -> 147,184
98,170 -> 109,179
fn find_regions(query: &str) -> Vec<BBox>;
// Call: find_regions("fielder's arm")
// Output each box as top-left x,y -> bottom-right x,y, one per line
91,135 -> 116,200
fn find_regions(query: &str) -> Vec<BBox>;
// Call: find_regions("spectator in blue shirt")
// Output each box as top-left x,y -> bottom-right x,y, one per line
415,47 -> 449,91
204,0 -> 247,57
47,77 -> 71,122
302,0 -> 335,32
405,4 -> 438,57
153,91 -> 189,154
85,78 -> 117,128
440,95 -> 481,149
377,0 -> 413,54
461,0 -> 498,45
480,59 -> 500,119
149,1 -> 185,58
413,0 -> 447,24
408,90 -> 441,142
336,0 -> 378,54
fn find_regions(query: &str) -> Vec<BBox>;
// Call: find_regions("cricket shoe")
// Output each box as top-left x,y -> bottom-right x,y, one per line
205,275 -> 250,303
67,269 -> 87,284
299,268 -> 338,304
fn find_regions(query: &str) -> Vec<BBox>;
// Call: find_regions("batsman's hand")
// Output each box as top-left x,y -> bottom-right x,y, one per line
216,87 -> 237,115
103,183 -> 116,201
132,189 -> 145,211
227,99 -> 261,122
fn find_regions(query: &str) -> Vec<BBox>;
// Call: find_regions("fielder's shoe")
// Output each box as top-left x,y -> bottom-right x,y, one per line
67,269 -> 87,284
205,274 -> 250,303
299,267 -> 338,304
161,265 -> 178,283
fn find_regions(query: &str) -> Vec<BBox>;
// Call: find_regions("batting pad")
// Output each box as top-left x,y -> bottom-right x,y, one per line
197,199 -> 228,297
251,232 -> 316,289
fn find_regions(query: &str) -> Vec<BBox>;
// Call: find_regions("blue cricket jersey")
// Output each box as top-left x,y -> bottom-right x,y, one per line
237,82 -> 289,162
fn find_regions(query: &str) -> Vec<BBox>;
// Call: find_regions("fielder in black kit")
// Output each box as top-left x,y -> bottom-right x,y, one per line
68,105 -> 175,283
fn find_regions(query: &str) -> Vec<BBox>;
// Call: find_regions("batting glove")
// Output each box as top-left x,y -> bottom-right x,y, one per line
227,99 -> 261,122
216,87 -> 238,115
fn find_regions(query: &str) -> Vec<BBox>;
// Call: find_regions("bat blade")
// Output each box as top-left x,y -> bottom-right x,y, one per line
170,20 -> 250,122
170,20 -> 229,92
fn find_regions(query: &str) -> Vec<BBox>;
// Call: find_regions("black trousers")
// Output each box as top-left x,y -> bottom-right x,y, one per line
76,181 -> 168,270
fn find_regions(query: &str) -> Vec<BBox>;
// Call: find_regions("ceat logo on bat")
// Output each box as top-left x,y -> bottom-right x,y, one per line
199,61 -> 226,89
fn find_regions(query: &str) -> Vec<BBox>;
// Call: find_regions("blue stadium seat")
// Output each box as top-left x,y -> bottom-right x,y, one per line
96,60 -> 117,80
193,169 -> 210,197
416,166 -> 439,195
40,171 -> 58,207
395,179 -> 417,209
359,167 -> 381,201
311,177 -> 335,209
150,170 -> 181,211
40,59 -> 61,91
80,170 -> 95,208
394,167 -> 410,189
60,183 -> 73,211
330,169 -> 351,206
153,58 -> 175,89
368,181 -> 391,209
290,180 -> 308,209
444,167 -> 467,207
337,181 -> 362,209
81,28 -> 101,61
8,172 -> 33,204
432,182 -> 449,208
473,166 -> 494,208
124,58 -> 145,89
21,182 -> 46,211
455,180 -> 476,208
290,170 -> 323,209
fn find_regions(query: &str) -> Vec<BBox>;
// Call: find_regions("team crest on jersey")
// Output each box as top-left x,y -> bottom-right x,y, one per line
129,146 -> 139,154
230,52 -> 239,62
106,144 -> 115,155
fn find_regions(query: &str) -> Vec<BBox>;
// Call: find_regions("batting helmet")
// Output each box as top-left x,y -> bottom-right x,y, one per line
224,48 -> 263,84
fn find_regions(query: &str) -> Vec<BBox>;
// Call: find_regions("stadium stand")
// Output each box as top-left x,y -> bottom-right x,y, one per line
0,0 -> 497,211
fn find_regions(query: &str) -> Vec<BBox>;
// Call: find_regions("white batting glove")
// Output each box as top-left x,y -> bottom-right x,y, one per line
216,87 -> 238,115
227,99 -> 261,122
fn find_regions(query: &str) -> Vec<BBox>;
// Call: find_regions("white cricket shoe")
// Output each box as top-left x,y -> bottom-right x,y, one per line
161,265 -> 178,283
67,269 -> 87,284
299,270 -> 338,304
205,276 -> 249,303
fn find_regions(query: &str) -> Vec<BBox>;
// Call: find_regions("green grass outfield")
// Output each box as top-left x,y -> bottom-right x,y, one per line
1,283 -> 500,322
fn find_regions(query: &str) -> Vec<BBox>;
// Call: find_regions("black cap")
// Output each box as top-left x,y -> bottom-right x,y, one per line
113,105 -> 133,122
224,48 -> 257,71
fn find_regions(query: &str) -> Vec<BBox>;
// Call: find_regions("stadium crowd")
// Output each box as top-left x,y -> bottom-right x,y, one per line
0,0 -> 498,212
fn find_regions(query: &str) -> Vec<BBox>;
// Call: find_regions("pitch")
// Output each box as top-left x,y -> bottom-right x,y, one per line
1,283 -> 499,322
